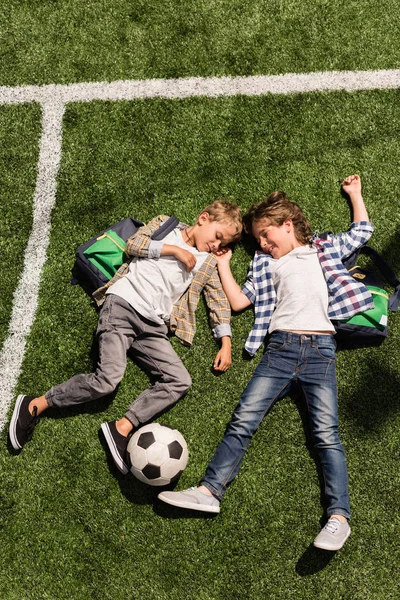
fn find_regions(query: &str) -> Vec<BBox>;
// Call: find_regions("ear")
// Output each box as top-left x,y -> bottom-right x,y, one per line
198,211 -> 211,225
283,219 -> 293,232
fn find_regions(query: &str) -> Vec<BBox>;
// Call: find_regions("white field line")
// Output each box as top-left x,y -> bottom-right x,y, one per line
0,68 -> 400,433
0,101 -> 65,430
0,69 -> 400,105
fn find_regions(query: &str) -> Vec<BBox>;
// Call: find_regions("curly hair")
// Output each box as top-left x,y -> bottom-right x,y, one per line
243,191 -> 312,245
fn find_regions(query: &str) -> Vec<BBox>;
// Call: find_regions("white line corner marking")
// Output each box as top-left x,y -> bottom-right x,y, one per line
0,69 -> 399,431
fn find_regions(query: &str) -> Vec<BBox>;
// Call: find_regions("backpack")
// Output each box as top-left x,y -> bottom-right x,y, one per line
321,236 -> 400,348
71,215 -> 179,296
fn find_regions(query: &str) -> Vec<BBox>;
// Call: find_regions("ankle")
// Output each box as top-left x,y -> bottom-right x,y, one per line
115,417 -> 134,437
28,396 -> 49,416
198,485 -> 213,496
330,514 -> 347,523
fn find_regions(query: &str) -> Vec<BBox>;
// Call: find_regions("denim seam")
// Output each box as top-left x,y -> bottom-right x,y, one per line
301,386 -> 350,520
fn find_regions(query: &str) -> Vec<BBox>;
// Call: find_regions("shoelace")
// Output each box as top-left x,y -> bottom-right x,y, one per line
26,406 -> 40,441
324,518 -> 340,534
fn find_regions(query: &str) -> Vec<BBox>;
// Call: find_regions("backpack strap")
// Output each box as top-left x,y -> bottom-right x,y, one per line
150,215 -> 180,241
356,246 -> 400,312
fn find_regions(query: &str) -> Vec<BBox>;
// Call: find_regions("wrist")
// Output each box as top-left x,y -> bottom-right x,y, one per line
348,193 -> 363,203
220,336 -> 232,347
217,261 -> 232,274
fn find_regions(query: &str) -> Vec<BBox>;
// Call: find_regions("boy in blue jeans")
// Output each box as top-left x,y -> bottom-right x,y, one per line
9,202 -> 242,474
159,175 -> 374,551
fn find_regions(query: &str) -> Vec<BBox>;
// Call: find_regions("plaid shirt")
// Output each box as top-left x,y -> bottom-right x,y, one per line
241,221 -> 375,356
93,215 -> 231,346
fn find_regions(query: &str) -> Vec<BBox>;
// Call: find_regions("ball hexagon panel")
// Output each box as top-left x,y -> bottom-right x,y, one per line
146,441 -> 170,467
129,444 -> 148,471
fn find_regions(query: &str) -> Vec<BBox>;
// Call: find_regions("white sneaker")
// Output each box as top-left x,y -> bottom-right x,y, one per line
313,517 -> 351,551
158,487 -> 220,513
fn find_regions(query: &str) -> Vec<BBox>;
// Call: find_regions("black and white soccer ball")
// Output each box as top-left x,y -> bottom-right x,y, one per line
127,423 -> 188,486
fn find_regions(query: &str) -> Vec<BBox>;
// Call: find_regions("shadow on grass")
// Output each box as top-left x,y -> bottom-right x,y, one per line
153,497 -> 218,520
341,356 -> 400,432
97,427 -> 160,506
98,425 -> 217,518
296,544 -> 337,576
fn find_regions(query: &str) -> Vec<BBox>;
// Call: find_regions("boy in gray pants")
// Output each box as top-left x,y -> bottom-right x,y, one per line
9,202 -> 242,474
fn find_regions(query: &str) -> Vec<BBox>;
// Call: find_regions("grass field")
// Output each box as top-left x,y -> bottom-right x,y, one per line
1,1 -> 400,599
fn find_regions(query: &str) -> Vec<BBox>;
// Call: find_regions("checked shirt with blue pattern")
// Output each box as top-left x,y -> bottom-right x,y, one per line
241,221 -> 374,356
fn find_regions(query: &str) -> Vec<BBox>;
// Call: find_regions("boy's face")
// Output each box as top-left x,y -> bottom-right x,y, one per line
194,212 -> 238,253
252,217 -> 299,259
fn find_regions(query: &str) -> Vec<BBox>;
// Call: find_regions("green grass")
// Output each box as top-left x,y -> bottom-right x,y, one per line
0,104 -> 42,350
1,0 -> 400,85
1,0 -> 400,598
1,89 -> 400,599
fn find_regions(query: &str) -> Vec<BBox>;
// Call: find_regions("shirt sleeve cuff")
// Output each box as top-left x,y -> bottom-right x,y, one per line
148,240 -> 164,259
241,282 -> 256,304
351,221 -> 374,231
212,323 -> 232,339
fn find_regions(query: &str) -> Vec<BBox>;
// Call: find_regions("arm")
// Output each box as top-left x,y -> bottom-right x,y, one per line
323,175 -> 374,259
161,244 -> 197,272
201,263 -> 233,372
214,249 -> 252,312
341,174 -> 369,222
126,216 -> 196,271
125,215 -> 170,258
213,336 -> 232,372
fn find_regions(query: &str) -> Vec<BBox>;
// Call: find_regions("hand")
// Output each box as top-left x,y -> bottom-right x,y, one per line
341,174 -> 362,198
214,247 -> 232,264
213,346 -> 232,372
174,247 -> 197,272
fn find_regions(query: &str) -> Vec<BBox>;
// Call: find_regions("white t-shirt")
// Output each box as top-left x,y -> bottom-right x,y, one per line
268,245 -> 335,333
107,229 -> 208,324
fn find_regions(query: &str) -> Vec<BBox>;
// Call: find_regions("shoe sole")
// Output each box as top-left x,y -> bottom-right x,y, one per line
158,492 -> 220,513
101,423 -> 129,474
313,526 -> 351,551
9,394 -> 26,450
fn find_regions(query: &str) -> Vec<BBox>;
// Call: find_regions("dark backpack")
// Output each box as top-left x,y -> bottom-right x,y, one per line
71,215 -> 179,296
321,235 -> 400,348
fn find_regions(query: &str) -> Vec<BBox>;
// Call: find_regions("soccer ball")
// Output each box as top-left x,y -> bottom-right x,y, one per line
127,423 -> 188,486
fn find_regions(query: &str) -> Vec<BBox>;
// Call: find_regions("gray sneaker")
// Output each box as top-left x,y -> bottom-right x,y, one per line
158,487 -> 220,513
313,517 -> 351,551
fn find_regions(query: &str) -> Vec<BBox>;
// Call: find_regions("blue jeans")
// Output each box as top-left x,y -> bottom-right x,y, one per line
201,331 -> 350,519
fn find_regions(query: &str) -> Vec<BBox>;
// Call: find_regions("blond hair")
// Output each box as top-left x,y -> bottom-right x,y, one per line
243,191 -> 312,245
201,200 -> 242,242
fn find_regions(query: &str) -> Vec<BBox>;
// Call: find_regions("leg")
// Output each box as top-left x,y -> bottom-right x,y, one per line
103,315 -> 191,474
125,322 -> 191,428
158,331 -> 297,510
298,335 -> 351,521
9,295 -> 134,451
46,295 -> 132,408
201,343 -> 293,500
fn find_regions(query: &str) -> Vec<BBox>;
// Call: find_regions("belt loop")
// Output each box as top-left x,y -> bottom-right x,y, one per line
287,332 -> 292,344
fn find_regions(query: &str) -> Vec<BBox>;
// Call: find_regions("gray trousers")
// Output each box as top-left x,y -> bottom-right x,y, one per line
45,294 -> 192,427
